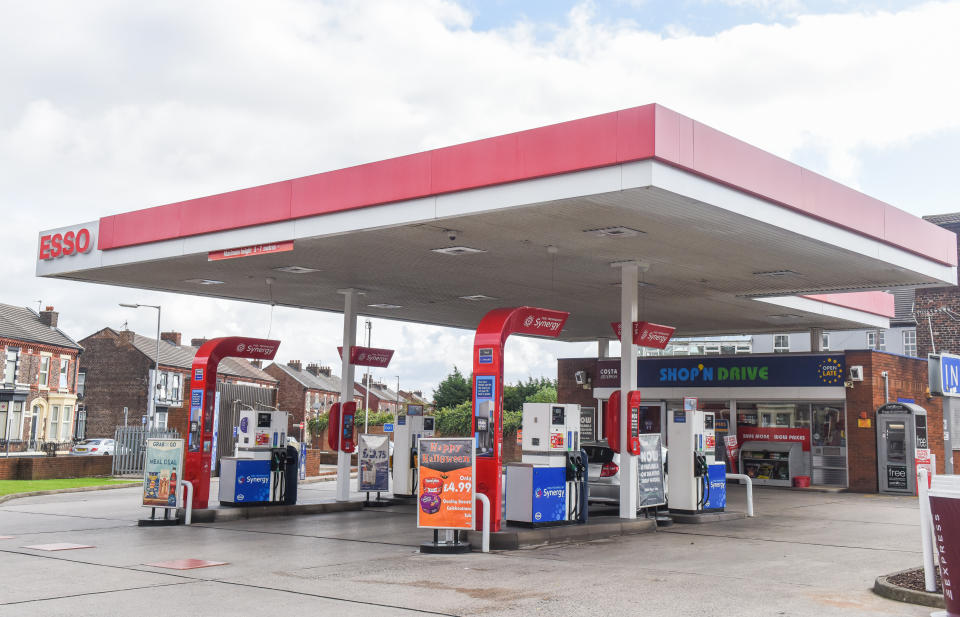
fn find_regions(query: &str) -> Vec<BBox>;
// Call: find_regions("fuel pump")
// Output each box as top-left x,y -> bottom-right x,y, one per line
506,403 -> 586,526
667,407 -> 725,515
219,409 -> 292,505
392,413 -> 435,496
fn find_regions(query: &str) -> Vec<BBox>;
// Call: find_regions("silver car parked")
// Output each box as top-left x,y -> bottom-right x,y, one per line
583,441 -> 668,506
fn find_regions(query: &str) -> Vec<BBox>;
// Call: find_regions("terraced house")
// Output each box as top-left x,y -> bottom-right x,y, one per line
0,304 -> 83,448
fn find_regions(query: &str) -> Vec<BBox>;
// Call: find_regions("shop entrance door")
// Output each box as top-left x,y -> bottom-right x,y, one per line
811,404 -> 847,487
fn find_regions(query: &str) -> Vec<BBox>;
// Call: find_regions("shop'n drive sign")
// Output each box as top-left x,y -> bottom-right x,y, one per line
611,321 -> 676,349
337,345 -> 394,368
38,228 -> 94,260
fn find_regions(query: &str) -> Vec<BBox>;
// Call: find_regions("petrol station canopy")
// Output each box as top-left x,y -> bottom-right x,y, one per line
36,104 -> 958,340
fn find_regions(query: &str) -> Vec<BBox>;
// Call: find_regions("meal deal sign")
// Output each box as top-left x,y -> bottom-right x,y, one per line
417,438 -> 475,530
142,439 -> 184,509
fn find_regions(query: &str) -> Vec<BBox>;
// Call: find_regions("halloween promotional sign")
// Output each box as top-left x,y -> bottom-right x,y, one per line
417,438 -> 475,530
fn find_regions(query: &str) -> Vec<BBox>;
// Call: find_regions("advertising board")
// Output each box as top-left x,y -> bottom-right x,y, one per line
417,438 -> 475,530
358,433 -> 390,492
637,434 -> 666,508
142,439 -> 184,509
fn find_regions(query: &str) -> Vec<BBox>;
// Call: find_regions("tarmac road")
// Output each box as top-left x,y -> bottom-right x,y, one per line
0,481 -> 932,616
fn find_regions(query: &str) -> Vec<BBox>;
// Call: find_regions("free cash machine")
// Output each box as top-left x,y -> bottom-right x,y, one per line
876,401 -> 932,495
505,403 -> 587,526
219,409 -> 296,505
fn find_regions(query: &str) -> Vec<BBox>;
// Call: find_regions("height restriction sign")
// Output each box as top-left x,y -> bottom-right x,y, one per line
416,438 -> 475,530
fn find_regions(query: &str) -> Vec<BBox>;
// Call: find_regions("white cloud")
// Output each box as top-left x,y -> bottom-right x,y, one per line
3,0 -> 959,398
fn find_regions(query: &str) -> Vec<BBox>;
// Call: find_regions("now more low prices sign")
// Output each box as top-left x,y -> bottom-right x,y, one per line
417,438 -> 475,530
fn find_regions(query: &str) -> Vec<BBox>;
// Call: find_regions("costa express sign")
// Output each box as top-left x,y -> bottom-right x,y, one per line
38,228 -> 94,260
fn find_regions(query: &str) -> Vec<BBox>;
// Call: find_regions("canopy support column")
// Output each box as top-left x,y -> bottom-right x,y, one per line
616,261 -> 639,519
337,288 -> 359,502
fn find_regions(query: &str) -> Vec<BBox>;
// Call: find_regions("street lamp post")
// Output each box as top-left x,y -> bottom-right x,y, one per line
119,303 -> 161,430
395,376 -> 401,419
363,319 -> 371,433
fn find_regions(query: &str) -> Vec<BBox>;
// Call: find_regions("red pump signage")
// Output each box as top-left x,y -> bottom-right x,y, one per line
611,321 -> 676,349
337,345 -> 394,367
38,228 -> 94,260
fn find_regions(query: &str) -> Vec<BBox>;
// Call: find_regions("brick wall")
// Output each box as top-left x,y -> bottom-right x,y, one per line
844,350 -> 945,492
263,364 -> 309,428
78,330 -> 155,437
1,336 -> 81,440
0,455 -> 113,480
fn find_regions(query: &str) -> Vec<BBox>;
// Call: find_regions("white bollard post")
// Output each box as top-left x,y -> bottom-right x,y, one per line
476,493 -> 491,553
918,468 -> 937,593
725,473 -> 755,517
181,480 -> 194,526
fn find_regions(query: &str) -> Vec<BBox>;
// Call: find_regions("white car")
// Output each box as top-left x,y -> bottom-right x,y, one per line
70,438 -> 116,455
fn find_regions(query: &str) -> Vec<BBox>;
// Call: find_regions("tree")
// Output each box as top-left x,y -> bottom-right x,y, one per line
526,385 -> 557,404
503,376 -> 557,411
432,366 -> 471,409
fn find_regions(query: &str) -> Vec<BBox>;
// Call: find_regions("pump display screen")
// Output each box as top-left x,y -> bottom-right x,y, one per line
476,417 -> 488,431
704,415 -> 714,429
552,406 -> 565,425
257,412 -> 271,428
423,417 -> 435,431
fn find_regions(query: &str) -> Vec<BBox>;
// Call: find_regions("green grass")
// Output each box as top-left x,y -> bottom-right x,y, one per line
0,477 -> 139,497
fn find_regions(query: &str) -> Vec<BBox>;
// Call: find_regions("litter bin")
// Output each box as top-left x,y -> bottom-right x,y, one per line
929,475 -> 960,616
284,445 -> 299,505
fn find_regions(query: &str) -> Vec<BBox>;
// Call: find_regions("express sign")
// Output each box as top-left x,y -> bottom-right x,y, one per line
38,228 -> 94,260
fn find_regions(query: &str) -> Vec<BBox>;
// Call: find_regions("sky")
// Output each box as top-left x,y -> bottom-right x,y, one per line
2,0 -> 959,398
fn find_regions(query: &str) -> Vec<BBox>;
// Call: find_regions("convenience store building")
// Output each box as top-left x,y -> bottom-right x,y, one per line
559,349 -> 945,491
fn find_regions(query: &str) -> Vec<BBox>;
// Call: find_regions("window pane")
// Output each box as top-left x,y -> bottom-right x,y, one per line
40,357 -> 50,386
59,360 -> 69,388
4,348 -> 18,383
812,405 -> 846,447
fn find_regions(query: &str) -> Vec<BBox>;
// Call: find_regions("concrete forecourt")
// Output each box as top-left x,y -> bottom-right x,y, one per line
0,481 -> 932,616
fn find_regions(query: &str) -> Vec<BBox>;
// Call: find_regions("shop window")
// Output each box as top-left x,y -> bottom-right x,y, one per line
4,347 -> 19,384
773,335 -> 790,353
903,330 -> 917,357
821,333 -> 830,351
39,356 -> 50,387
812,404 -> 846,447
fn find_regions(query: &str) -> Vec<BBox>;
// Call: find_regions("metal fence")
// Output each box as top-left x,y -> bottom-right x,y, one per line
112,426 -> 180,476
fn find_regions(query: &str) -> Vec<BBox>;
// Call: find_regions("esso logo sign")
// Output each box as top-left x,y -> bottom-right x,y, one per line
39,228 -> 94,260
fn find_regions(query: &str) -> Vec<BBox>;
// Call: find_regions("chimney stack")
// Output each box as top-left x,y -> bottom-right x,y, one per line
249,359 -> 263,369
287,360 -> 302,371
191,337 -> 208,348
120,329 -> 136,343
305,363 -> 320,376
39,306 -> 58,328
319,366 -> 332,377
160,331 -> 181,346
